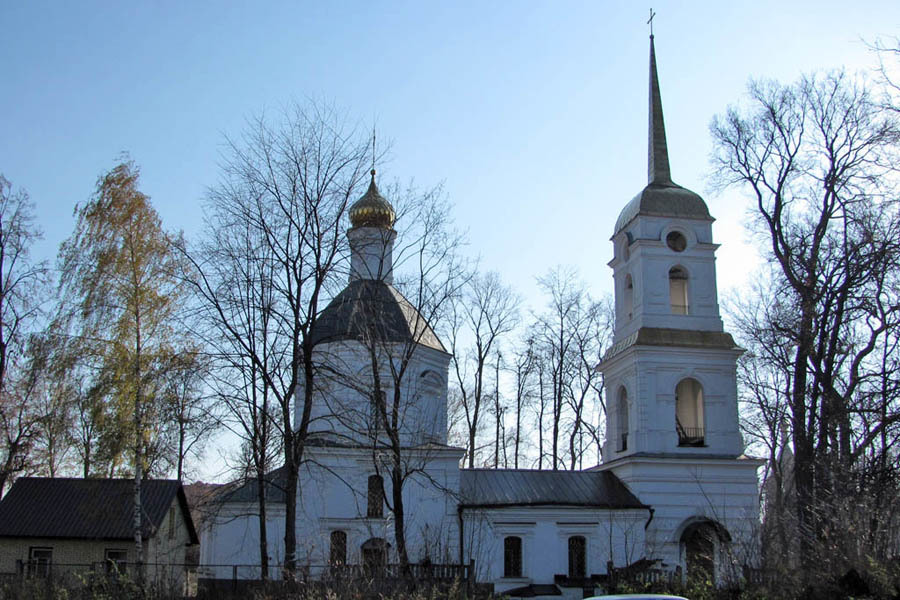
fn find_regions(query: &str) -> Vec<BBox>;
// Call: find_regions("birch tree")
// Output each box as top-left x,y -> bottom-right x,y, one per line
56,160 -> 187,565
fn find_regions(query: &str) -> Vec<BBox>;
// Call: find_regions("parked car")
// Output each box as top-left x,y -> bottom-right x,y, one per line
586,595 -> 689,600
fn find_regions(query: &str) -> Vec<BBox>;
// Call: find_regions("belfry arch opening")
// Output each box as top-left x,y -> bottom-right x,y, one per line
675,378 -> 704,446
669,266 -> 689,315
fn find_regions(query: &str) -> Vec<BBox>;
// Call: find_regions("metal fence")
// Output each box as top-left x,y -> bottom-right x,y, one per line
197,560 -> 475,595
11,560 -> 197,595
7,559 -> 474,597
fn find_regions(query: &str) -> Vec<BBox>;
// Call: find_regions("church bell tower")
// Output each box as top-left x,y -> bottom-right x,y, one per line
599,35 -> 744,463
596,34 -> 762,576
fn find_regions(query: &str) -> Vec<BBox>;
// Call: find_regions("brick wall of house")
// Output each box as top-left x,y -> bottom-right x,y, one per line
0,537 -> 141,573
0,495 -> 195,574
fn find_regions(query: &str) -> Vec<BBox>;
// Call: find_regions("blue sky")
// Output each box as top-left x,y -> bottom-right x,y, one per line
3,1 -> 898,480
3,1 -> 898,310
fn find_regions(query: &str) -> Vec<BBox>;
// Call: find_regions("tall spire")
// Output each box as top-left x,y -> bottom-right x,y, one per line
648,35 -> 672,185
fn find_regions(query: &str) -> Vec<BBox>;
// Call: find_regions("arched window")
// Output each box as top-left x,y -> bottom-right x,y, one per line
617,388 -> 629,452
503,536 -> 522,578
367,474 -> 384,518
675,378 -> 704,446
330,530 -> 347,565
669,266 -> 689,315
568,535 -> 586,578
624,274 -> 634,320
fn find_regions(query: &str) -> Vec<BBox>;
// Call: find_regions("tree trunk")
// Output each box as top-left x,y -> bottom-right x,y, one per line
392,463 -> 409,567
257,467 -> 269,580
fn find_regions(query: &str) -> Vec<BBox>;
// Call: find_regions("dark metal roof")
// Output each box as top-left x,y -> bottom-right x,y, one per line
613,35 -> 711,235
459,469 -> 645,509
0,477 -> 199,543
310,279 -> 446,352
214,466 -> 288,504
614,183 -> 712,235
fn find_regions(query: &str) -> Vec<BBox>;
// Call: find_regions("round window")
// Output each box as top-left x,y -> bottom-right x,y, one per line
666,231 -> 687,252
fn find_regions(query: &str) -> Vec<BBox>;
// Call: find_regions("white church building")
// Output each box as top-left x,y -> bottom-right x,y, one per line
199,36 -> 762,597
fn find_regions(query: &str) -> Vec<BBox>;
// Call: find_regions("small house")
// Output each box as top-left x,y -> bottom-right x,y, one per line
0,477 -> 199,589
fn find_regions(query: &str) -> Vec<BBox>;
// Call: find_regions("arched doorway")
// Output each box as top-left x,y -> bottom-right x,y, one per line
680,520 -> 730,583
361,537 -> 389,575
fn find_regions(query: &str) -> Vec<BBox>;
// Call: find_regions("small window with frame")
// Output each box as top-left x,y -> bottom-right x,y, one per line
105,549 -> 128,574
28,547 -> 52,578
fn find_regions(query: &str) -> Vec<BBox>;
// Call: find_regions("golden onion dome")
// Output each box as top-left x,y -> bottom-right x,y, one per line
349,170 -> 395,229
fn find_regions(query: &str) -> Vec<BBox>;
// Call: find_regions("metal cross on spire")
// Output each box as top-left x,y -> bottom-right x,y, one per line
647,8 -> 656,37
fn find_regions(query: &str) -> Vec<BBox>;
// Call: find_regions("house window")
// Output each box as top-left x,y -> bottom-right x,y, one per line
28,547 -> 52,578
367,474 -> 384,518
568,535 -> 586,578
105,549 -> 128,574
669,266 -> 689,315
168,505 -> 176,540
503,536 -> 522,578
676,378 -> 705,446
330,531 -> 347,565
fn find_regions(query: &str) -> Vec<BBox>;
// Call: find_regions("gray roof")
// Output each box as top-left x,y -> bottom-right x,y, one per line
0,477 -> 199,543
214,466 -> 288,504
613,36 -> 711,235
310,279 -> 446,352
459,469 -> 646,509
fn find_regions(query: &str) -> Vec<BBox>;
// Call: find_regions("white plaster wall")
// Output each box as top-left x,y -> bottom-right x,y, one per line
611,216 -> 723,338
199,502 -> 286,580
601,345 -> 744,459
303,342 -> 450,446
200,444 -> 464,579
298,444 -> 464,571
602,457 -> 762,575
348,227 -> 396,283
462,507 -> 649,594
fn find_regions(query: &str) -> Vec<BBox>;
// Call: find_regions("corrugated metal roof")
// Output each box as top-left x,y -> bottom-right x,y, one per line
0,477 -> 199,543
310,279 -> 446,352
214,466 -> 288,504
459,469 -> 645,509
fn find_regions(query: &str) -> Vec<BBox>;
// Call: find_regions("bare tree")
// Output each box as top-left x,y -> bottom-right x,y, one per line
0,176 -> 49,495
160,350 -> 216,482
711,70 -> 900,581
448,271 -> 520,468
531,267 -> 607,470
509,336 -> 536,469
181,101 -> 372,576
